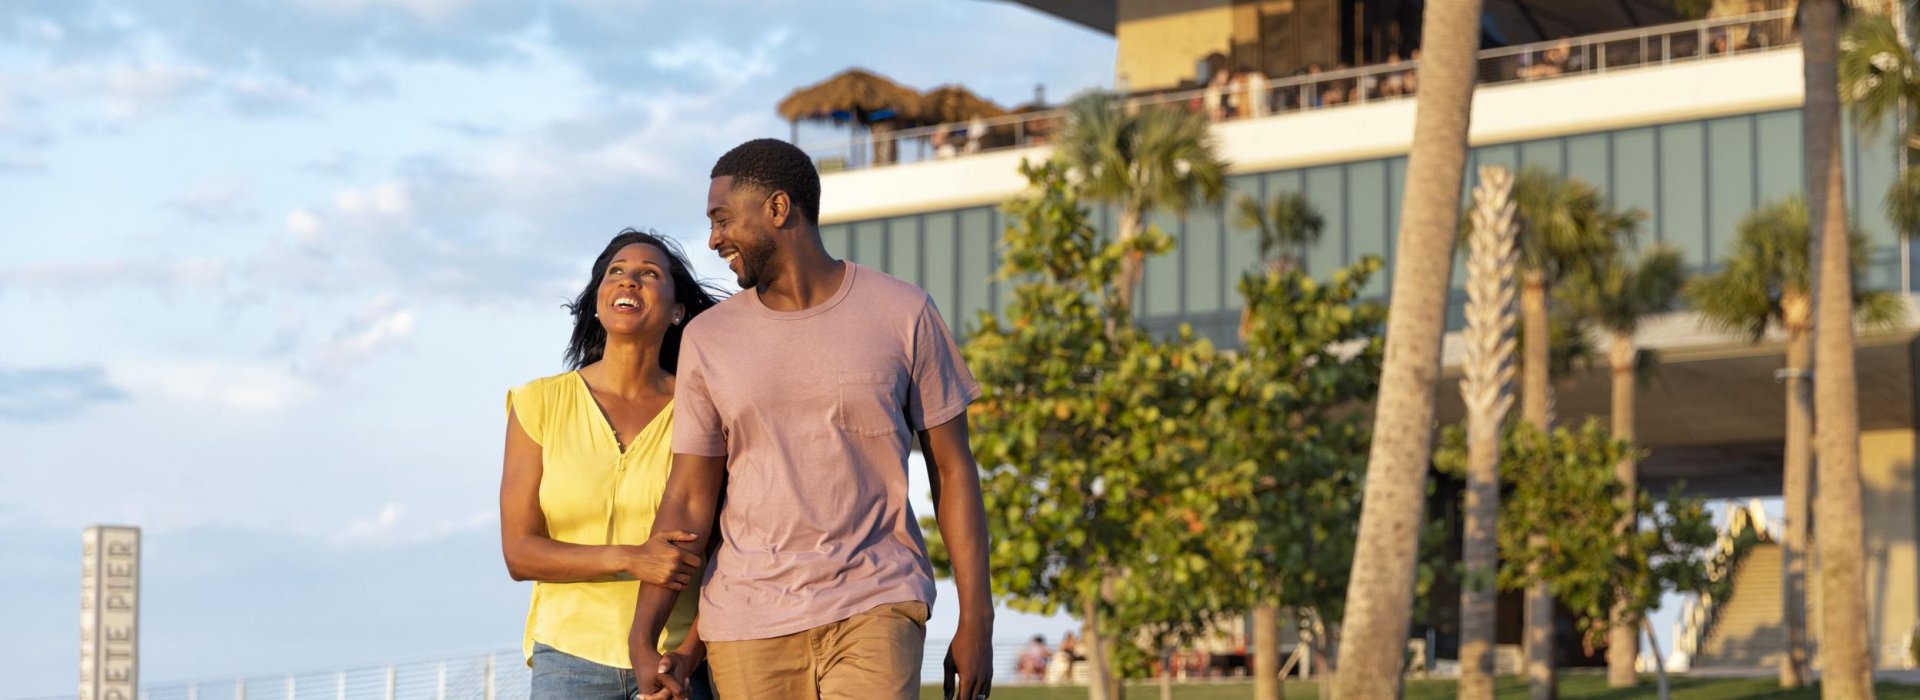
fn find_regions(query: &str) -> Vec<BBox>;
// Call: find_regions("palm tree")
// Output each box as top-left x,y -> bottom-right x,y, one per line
1330,0 -> 1485,696
1056,92 -> 1228,319
1805,1 -> 1879,696
1053,91 -> 1225,700
1458,165 -> 1519,700
1688,197 -> 1903,689
1559,243 -> 1684,688
1509,166 -> 1634,700
1838,10 -> 1920,235
1233,188 -> 1326,700
1235,191 -> 1326,339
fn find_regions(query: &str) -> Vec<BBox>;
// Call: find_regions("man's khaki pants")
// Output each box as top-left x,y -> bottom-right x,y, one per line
706,601 -> 928,700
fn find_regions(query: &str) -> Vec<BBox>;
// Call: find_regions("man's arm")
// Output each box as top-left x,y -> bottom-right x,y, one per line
921,415 -> 994,700
630,452 -> 726,695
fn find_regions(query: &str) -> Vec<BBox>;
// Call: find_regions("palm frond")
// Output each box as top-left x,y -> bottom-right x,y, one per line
1886,166 -> 1920,235
1855,289 -> 1910,330
1839,12 -> 1920,138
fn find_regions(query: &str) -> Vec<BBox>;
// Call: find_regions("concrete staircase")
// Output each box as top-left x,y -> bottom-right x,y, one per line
1689,541 -> 1787,669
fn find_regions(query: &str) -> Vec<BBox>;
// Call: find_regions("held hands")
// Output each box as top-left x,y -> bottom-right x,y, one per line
627,530 -> 702,590
636,651 -> 698,700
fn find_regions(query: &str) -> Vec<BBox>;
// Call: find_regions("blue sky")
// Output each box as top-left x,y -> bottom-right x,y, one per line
0,1 -> 1113,694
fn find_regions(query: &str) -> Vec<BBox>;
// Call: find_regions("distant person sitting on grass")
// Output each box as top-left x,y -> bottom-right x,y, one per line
1017,636 -> 1050,682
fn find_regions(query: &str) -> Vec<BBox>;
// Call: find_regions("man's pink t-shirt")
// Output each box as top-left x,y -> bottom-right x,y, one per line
672,262 -> 981,642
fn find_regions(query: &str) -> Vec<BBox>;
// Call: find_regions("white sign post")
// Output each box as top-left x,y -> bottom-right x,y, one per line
80,526 -> 139,700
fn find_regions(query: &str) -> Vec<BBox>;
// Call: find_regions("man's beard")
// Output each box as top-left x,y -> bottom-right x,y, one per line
736,239 -> 776,290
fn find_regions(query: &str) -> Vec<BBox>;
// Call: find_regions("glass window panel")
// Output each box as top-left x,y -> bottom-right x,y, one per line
1852,113 -> 1899,246
1184,201 -> 1225,314
889,216 -> 921,288
853,221 -> 885,270
958,208 -> 995,333
1566,133 -> 1611,201
923,213 -> 959,329
1388,156 -> 1407,298
1519,139 -> 1564,176
1225,174 -> 1264,311
1755,110 -> 1802,205
1144,210 -> 1183,318
822,224 -> 850,260
1475,143 -> 1519,175
1347,160 -> 1390,296
1612,127 -> 1659,246
1706,116 -> 1755,259
1259,171 -> 1306,273
1303,165 -> 1345,276
1659,122 -> 1709,266
992,209 -> 1016,316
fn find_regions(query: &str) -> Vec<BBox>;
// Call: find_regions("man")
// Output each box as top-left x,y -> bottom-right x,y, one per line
628,138 -> 994,700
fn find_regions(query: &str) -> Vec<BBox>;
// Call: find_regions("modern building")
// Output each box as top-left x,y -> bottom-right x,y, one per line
803,0 -> 1918,673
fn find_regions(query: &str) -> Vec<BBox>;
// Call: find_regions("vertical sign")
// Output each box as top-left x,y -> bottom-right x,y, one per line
80,526 -> 139,700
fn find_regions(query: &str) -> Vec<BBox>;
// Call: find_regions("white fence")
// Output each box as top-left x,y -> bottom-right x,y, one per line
11,640 -> 1043,700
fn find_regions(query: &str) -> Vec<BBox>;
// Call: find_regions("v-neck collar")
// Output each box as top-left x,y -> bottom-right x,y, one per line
572,370 -> 672,454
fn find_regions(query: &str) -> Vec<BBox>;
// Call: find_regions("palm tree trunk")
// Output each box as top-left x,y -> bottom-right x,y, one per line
1254,604 -> 1282,700
1521,270 -> 1557,700
1804,1 -> 1878,695
1330,0 -> 1483,696
1460,164 -> 1518,700
1114,205 -> 1146,321
1780,317 -> 1814,689
1607,331 -> 1639,688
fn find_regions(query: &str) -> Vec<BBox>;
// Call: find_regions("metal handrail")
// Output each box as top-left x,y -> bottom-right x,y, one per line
802,9 -> 1799,171
1671,498 -> 1776,669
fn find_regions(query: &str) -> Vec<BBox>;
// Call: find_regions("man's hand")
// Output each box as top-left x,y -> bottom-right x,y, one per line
630,645 -> 667,700
943,619 -> 993,700
638,650 -> 697,700
626,530 -> 702,590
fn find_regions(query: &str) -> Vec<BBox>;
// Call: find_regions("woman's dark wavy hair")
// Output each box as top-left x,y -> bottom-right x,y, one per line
564,229 -> 726,373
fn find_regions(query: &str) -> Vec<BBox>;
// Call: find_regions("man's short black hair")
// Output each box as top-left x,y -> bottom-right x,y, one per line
710,138 -> 821,226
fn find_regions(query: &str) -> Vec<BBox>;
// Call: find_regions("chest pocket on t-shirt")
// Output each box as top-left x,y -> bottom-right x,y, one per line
835,371 -> 902,437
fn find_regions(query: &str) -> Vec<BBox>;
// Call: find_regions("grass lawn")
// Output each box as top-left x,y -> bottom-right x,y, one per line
921,675 -> 1920,699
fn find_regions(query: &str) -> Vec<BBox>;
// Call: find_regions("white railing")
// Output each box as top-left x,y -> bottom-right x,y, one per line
7,641 -> 1056,700
801,9 -> 1798,172
1669,498 -> 1777,670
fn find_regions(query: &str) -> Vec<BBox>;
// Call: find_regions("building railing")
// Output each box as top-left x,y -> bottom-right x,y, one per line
1669,498 -> 1776,671
802,9 -> 1798,172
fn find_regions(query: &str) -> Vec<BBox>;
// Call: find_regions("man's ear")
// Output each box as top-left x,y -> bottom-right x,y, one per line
766,190 -> 792,229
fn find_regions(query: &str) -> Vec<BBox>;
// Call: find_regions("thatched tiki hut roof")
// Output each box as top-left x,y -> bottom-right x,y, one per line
919,84 -> 1006,124
777,68 -> 923,125
778,68 -> 923,166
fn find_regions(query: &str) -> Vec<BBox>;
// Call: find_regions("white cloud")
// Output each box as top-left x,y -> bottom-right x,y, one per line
288,0 -> 480,24
168,182 -> 257,222
333,501 -> 497,545
107,359 -> 317,411
312,296 -> 416,375
286,208 -> 326,243
0,257 -> 232,295
334,181 -> 412,219
335,501 -> 407,543
101,62 -> 211,118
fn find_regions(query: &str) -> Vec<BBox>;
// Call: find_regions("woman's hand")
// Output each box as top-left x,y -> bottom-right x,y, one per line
624,530 -> 702,590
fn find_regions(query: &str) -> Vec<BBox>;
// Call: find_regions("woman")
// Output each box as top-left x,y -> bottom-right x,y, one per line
500,229 -> 724,700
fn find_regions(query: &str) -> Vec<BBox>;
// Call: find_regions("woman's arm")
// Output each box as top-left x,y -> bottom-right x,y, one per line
500,407 -> 701,586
